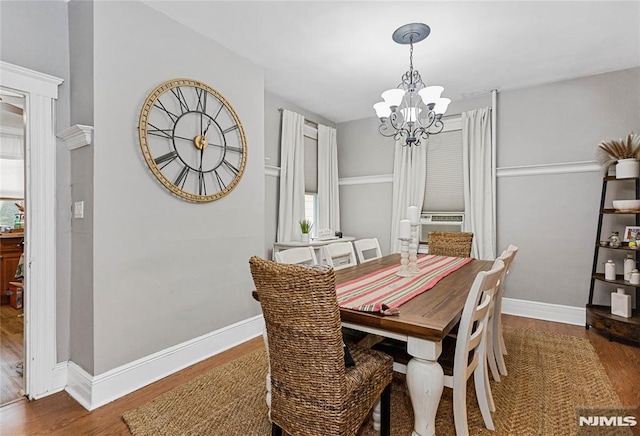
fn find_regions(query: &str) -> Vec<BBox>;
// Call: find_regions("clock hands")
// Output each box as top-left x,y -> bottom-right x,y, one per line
203,118 -> 213,137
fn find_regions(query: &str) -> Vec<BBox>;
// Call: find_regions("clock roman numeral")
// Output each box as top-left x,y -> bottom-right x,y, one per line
174,165 -> 189,189
198,171 -> 207,195
154,151 -> 178,169
214,170 -> 226,191
225,145 -> 243,154
221,159 -> 240,176
170,87 -> 190,114
222,125 -> 238,135
212,103 -> 224,121
195,88 -> 207,113
147,122 -> 173,139
154,100 -> 179,123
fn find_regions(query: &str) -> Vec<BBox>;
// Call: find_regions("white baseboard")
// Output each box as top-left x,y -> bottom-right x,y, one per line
65,315 -> 265,411
502,297 -> 586,326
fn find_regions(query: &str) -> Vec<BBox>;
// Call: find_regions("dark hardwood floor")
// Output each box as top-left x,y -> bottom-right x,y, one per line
0,304 -> 24,406
0,315 -> 638,436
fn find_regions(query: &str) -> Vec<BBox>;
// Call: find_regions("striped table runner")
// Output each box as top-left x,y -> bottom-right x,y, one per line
336,255 -> 473,313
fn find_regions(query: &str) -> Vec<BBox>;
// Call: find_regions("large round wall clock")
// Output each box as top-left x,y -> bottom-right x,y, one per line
138,78 -> 247,202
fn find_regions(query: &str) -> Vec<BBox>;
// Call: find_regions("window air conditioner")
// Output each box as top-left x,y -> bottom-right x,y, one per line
418,212 -> 465,253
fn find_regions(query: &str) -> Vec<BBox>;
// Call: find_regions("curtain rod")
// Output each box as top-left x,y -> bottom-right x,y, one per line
278,107 -> 318,128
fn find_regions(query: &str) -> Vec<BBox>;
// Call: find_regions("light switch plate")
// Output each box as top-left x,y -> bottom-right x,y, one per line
74,201 -> 84,219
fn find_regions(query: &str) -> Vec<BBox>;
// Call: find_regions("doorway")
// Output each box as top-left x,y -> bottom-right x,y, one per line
0,89 -> 26,405
1,61 -> 63,402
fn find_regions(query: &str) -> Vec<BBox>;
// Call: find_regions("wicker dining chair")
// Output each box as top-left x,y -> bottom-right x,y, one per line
249,256 -> 393,436
428,231 -> 474,257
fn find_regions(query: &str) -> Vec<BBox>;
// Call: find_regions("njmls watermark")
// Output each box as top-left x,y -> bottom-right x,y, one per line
579,416 -> 637,427
577,407 -> 640,435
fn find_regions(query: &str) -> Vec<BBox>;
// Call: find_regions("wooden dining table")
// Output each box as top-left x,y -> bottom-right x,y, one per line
336,254 -> 493,436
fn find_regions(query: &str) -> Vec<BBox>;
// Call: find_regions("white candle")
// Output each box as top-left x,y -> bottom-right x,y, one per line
407,205 -> 419,225
399,219 -> 411,239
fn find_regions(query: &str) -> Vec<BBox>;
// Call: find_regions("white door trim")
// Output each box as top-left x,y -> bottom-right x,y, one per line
1,61 -> 64,399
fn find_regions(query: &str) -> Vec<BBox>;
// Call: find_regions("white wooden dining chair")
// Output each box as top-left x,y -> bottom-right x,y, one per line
322,241 -> 357,270
492,244 -> 519,377
274,247 -> 318,265
353,238 -> 382,264
441,258 -> 505,436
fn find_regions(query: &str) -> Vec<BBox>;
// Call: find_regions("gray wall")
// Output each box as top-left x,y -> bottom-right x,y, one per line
68,0 -> 95,373
263,91 -> 334,259
337,67 -> 640,308
89,1 -> 265,374
337,117 -> 394,255
497,67 -> 640,307
0,0 -> 72,361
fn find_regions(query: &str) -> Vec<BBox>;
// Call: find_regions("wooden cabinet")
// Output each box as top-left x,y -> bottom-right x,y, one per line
0,234 -> 23,306
587,176 -> 640,343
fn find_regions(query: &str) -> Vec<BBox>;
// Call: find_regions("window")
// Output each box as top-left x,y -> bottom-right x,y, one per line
423,126 -> 464,212
304,121 -> 319,237
0,201 -> 21,229
304,193 -> 318,237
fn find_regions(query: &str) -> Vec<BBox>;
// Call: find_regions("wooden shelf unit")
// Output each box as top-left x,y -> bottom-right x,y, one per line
0,234 -> 24,306
587,176 -> 640,343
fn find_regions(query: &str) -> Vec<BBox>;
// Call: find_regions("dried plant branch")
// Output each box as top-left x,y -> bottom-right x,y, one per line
597,133 -> 640,172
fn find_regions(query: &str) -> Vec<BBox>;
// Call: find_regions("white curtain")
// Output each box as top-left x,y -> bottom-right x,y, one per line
276,110 -> 306,242
390,139 -> 427,252
317,124 -> 340,232
462,107 -> 496,260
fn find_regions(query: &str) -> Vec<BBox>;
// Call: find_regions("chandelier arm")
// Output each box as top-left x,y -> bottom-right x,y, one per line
427,119 -> 445,135
387,112 -> 404,131
379,123 -> 400,138
416,110 -> 436,129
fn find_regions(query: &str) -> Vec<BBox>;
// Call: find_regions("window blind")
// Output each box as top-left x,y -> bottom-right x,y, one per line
304,134 -> 318,193
423,129 -> 464,212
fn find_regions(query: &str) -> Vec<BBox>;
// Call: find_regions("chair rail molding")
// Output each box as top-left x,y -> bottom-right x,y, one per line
339,174 -> 394,186
265,165 -> 280,178
1,60 -> 64,399
497,161 -> 600,178
58,124 -> 94,150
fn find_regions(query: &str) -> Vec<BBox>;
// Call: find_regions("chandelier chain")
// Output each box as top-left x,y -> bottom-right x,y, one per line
409,38 -> 414,82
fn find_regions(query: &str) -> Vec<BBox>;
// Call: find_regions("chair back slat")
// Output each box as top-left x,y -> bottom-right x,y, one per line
274,246 -> 318,265
322,241 -> 357,270
354,238 -> 382,263
453,260 -> 504,377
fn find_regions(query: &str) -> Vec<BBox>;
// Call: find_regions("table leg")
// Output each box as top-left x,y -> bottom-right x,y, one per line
406,337 -> 444,436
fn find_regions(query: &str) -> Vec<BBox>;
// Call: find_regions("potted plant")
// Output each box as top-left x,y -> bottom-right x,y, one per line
597,133 -> 640,179
299,219 -> 313,243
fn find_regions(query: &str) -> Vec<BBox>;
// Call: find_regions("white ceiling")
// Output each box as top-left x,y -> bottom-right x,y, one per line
147,1 -> 640,124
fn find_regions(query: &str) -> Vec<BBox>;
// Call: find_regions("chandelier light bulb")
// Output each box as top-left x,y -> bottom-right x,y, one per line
400,107 -> 419,123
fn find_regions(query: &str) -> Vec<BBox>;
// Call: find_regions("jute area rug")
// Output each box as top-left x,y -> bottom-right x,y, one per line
123,326 -> 626,435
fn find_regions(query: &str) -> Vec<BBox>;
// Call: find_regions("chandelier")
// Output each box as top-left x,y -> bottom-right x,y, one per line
373,23 -> 450,147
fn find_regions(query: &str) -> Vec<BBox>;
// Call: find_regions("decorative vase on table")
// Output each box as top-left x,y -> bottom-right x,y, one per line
301,233 -> 309,243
